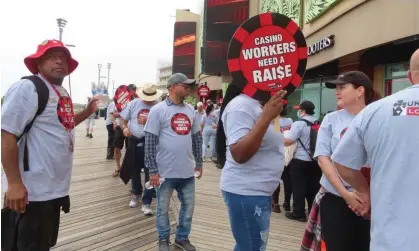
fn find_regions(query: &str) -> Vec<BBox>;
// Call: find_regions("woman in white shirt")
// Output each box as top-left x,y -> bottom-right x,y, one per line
201,103 -> 218,161
216,83 -> 286,251
304,71 -> 380,251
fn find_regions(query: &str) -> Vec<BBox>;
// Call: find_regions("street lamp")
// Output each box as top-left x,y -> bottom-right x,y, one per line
56,18 -> 75,97
56,18 -> 67,41
106,63 -> 112,93
97,64 -> 102,90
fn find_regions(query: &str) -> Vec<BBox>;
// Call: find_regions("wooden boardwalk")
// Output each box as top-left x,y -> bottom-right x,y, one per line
49,119 -> 306,251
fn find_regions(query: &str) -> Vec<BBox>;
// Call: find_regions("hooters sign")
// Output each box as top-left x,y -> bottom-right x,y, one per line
197,85 -> 210,98
113,85 -> 135,112
228,13 -> 307,101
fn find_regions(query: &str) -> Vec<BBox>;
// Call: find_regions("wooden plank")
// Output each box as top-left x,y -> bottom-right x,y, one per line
45,119 -> 307,250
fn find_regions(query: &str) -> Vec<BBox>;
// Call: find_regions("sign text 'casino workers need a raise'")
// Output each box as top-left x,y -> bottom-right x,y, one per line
228,13 -> 307,101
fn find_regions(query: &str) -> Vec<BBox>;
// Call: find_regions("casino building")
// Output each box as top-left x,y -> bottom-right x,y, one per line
175,0 -> 418,117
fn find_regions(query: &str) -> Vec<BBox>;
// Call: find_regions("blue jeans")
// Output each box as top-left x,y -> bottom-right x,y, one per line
131,144 -> 153,205
222,190 -> 272,251
202,127 -> 216,158
156,177 -> 195,241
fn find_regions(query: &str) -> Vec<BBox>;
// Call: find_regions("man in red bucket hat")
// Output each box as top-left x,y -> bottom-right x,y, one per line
1,39 -> 98,251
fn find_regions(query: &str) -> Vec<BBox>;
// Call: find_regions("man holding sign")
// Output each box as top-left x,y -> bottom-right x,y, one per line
144,73 -> 202,251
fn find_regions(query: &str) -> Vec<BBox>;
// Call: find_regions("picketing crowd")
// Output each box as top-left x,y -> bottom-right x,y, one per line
1,38 -> 418,251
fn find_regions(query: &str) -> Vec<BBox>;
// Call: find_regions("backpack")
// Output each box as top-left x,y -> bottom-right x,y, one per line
297,119 -> 321,160
16,75 -> 49,171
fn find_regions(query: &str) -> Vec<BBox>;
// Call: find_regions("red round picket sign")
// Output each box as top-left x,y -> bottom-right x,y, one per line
228,13 -> 308,102
197,85 -> 210,98
113,85 -> 134,112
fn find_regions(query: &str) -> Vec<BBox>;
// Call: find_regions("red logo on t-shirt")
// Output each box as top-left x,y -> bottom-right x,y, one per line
57,95 -> 75,131
340,128 -> 348,139
171,113 -> 191,135
137,109 -> 150,125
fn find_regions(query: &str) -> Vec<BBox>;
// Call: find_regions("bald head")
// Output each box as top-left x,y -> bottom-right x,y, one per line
409,49 -> 419,85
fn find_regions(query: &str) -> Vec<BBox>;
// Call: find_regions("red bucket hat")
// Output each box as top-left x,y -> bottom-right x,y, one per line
24,39 -> 79,75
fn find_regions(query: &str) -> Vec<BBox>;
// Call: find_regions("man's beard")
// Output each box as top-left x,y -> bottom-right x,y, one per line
50,76 -> 65,86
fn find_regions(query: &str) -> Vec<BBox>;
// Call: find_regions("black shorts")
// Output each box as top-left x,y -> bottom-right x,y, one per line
2,196 -> 70,251
114,126 -> 126,149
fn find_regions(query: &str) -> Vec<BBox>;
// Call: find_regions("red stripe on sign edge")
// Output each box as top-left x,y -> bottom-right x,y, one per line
299,47 -> 308,59
259,13 -> 273,26
228,58 -> 241,72
291,74 -> 302,87
234,27 -> 250,44
285,20 -> 299,36
242,83 -> 258,97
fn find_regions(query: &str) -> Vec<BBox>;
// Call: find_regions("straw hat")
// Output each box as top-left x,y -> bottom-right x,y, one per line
136,84 -> 163,101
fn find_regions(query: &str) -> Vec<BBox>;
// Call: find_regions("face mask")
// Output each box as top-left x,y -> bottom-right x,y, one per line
297,111 -> 303,118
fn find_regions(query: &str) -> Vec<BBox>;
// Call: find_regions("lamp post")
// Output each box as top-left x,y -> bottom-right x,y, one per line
106,63 -> 112,93
97,64 -> 102,90
56,18 -> 75,97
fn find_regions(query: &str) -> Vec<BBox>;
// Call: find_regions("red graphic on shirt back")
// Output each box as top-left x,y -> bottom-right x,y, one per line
56,95 -> 75,131
340,127 -> 370,185
137,109 -> 150,125
170,113 -> 192,135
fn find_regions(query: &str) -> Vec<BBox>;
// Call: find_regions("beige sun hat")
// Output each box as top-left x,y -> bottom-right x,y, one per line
136,84 -> 163,101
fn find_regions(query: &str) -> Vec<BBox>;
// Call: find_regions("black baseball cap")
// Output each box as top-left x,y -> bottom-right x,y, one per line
325,71 -> 372,89
293,100 -> 315,115
128,84 -> 137,91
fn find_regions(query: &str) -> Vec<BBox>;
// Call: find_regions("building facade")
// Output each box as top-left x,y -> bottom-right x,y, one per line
156,65 -> 172,95
194,0 -> 418,119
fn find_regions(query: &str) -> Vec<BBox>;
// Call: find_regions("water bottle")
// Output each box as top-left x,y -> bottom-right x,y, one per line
194,171 -> 201,178
145,178 -> 165,189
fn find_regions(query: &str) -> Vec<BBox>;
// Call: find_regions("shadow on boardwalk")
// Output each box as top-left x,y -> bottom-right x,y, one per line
51,119 -> 305,251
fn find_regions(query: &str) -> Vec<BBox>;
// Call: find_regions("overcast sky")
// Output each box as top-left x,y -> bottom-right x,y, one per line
0,0 -> 202,104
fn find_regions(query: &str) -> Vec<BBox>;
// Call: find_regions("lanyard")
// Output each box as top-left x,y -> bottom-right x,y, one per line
50,84 -> 75,152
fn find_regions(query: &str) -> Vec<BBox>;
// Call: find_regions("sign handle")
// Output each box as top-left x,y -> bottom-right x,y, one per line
273,116 -> 281,133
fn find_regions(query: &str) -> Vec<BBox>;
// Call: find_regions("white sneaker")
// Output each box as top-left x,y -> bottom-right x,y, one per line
141,204 -> 153,216
129,195 -> 140,208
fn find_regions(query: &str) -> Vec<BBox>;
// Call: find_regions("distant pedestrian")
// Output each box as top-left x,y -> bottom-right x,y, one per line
85,97 -> 96,138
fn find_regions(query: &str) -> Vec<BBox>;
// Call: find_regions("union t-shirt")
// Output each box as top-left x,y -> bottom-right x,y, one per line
120,99 -> 155,138
144,101 -> 200,178
314,109 -> 356,196
332,85 -> 419,251
1,74 -> 75,201
220,94 -> 284,196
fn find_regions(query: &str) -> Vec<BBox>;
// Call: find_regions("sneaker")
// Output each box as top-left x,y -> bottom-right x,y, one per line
285,212 -> 307,222
85,133 -> 89,137
174,239 -> 196,251
89,134 -> 93,138
129,195 -> 140,208
283,202 -> 291,212
141,204 -> 153,216
272,204 -> 281,213
158,239 -> 170,251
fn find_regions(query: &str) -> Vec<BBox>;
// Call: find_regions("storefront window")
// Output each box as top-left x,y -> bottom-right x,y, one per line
385,63 -> 411,96
286,77 -> 337,121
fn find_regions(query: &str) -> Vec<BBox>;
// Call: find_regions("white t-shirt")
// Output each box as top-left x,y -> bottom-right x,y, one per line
1,74 -> 75,201
144,101 -> 200,178
220,94 -> 284,196
314,109 -> 356,196
201,111 -> 218,129
332,85 -> 419,251
287,115 -> 317,161
195,110 -> 204,128
120,99 -> 155,138
279,117 -> 293,132
105,102 -> 115,125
